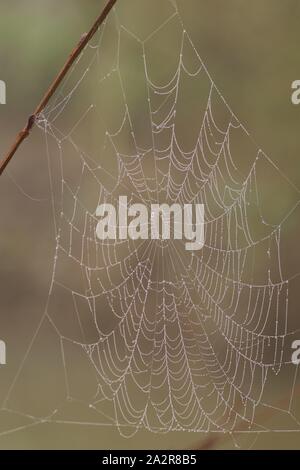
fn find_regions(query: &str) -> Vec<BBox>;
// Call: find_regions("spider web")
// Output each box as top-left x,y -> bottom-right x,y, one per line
2,0 -> 300,445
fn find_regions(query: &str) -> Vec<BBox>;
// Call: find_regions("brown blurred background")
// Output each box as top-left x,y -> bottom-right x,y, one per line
0,0 -> 300,449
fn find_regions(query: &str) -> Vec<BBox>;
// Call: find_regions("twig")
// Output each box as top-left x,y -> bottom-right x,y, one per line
0,0 -> 117,176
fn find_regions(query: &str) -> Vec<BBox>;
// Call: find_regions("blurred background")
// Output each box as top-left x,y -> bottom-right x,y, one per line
0,0 -> 300,449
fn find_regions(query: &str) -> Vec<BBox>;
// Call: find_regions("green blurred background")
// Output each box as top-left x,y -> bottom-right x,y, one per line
0,0 -> 300,449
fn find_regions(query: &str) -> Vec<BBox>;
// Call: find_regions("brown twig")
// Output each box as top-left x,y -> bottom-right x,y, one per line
0,0 -> 117,176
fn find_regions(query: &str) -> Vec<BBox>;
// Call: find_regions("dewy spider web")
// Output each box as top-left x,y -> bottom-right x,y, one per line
3,0 -> 300,443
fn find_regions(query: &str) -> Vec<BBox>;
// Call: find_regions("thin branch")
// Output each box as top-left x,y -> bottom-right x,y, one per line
0,0 -> 117,176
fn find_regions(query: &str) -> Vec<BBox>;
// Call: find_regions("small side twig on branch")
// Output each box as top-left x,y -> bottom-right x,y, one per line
0,0 -> 117,176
